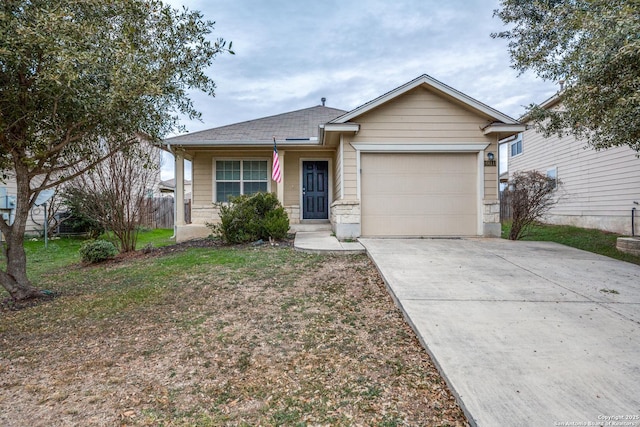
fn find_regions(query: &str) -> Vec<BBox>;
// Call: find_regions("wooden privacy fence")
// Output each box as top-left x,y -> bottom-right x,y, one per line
139,197 -> 191,229
500,191 -> 512,221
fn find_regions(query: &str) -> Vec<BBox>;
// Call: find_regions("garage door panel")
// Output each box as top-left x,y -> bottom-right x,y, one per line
361,153 -> 477,237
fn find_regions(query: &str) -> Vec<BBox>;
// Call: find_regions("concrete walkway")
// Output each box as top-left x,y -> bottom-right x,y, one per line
293,231 -> 365,254
359,238 -> 640,427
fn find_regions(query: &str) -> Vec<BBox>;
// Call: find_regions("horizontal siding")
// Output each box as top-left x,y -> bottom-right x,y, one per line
283,153 -> 300,207
510,125 -> 640,234
191,149 -> 272,206
349,86 -> 499,202
342,139 -> 358,199
1,175 -> 52,234
352,86 -> 492,144
334,141 -> 343,200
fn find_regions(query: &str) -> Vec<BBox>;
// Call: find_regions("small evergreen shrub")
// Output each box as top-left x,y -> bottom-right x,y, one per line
79,239 -> 118,263
210,192 -> 290,244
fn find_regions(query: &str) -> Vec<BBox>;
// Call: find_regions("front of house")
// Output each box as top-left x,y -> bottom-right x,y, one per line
164,75 -> 524,242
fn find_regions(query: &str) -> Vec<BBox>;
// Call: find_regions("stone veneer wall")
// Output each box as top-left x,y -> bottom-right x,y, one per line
285,205 -> 300,224
483,200 -> 501,237
191,204 -> 218,225
330,200 -> 361,240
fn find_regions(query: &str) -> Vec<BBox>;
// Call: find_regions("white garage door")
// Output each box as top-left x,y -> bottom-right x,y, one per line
361,153 -> 478,237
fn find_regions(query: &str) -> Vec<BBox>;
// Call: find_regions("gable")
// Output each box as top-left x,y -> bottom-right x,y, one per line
351,85 -> 494,143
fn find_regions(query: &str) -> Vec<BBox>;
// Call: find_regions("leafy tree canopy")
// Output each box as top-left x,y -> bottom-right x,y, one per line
493,0 -> 640,151
0,0 -> 232,300
0,0 -> 232,185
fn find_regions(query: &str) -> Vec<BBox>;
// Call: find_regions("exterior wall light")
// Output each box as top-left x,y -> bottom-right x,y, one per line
484,152 -> 496,167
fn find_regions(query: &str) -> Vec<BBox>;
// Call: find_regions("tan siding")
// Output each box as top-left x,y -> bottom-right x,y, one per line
484,138 -> 499,199
352,86 -> 492,144
342,138 -> 358,199
510,125 -> 640,234
191,149 -> 272,206
334,141 -> 343,199
191,152 -> 212,205
348,86 -> 497,202
283,152 -> 300,206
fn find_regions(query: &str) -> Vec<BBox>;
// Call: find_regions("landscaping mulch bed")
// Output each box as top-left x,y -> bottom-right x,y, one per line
0,244 -> 467,426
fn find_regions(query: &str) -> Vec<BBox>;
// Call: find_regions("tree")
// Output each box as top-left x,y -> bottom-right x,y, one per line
62,139 -> 160,253
505,170 -> 558,240
0,0 -> 233,300
493,0 -> 640,151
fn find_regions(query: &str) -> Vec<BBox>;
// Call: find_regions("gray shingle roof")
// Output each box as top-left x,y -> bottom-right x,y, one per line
165,105 -> 346,144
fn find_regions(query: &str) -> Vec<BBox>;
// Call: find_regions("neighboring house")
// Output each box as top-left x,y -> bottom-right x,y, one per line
163,74 -> 524,242
159,178 -> 192,200
1,140 -> 165,236
1,176 -> 50,235
509,94 -> 640,235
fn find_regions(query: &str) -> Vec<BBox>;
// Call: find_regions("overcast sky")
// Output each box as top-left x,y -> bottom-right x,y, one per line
160,0 -> 558,179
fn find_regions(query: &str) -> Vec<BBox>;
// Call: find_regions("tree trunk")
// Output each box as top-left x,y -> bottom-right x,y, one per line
0,160 -> 44,301
1,227 -> 42,300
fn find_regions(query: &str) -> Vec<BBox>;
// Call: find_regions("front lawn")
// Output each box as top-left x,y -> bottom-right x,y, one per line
501,221 -> 640,265
0,232 -> 467,426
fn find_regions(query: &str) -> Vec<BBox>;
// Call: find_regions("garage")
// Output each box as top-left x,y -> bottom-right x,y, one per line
361,152 -> 478,237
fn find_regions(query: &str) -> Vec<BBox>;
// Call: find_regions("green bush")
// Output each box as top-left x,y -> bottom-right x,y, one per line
210,192 -> 290,244
79,239 -> 118,263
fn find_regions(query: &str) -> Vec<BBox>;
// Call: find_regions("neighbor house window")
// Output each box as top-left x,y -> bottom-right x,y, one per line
215,160 -> 268,202
546,167 -> 557,190
510,136 -> 523,157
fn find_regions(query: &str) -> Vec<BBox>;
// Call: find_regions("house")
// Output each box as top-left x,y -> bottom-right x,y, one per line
1,139 -> 165,236
159,178 -> 192,200
1,178 -> 51,235
508,94 -> 640,235
163,74 -> 524,242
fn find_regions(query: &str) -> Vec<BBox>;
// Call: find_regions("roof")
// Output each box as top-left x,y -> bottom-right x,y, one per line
164,105 -> 346,146
330,74 -> 520,125
159,178 -> 191,188
519,92 -> 562,123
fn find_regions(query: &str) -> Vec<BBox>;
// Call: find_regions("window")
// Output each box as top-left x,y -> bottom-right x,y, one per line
215,160 -> 268,202
510,136 -> 523,157
546,167 -> 557,190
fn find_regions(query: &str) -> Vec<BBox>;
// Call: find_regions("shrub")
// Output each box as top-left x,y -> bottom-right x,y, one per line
79,239 -> 118,263
505,170 -> 559,240
210,192 -> 290,244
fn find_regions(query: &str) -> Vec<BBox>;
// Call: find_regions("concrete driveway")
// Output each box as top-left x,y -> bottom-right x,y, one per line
359,238 -> 640,427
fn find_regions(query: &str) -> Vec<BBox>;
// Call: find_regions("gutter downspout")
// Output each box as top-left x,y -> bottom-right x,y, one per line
167,143 -> 177,240
633,208 -> 636,237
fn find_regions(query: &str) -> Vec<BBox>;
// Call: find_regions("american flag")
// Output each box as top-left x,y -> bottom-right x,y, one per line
272,137 -> 282,183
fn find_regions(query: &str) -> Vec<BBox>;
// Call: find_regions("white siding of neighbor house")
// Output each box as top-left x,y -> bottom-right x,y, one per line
2,175 -> 47,235
509,126 -> 640,235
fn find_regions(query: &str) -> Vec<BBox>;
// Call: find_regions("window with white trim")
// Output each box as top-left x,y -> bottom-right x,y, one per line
215,160 -> 269,202
510,136 -> 523,157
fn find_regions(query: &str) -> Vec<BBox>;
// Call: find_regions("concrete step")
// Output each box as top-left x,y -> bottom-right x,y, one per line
289,222 -> 332,232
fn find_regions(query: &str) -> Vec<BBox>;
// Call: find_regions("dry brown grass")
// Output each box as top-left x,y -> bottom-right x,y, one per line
0,243 -> 467,426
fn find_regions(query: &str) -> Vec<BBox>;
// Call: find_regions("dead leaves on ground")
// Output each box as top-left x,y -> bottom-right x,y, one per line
0,247 -> 467,426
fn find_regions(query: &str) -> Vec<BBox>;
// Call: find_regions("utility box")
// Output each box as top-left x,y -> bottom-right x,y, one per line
0,195 -> 16,209
0,187 -> 17,209
0,187 -> 16,228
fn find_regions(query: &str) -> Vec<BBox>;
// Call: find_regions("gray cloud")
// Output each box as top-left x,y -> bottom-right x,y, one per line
160,0 -> 558,178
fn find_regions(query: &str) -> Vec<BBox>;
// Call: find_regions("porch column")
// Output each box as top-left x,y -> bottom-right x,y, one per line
175,151 -> 185,226
276,150 -> 285,205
